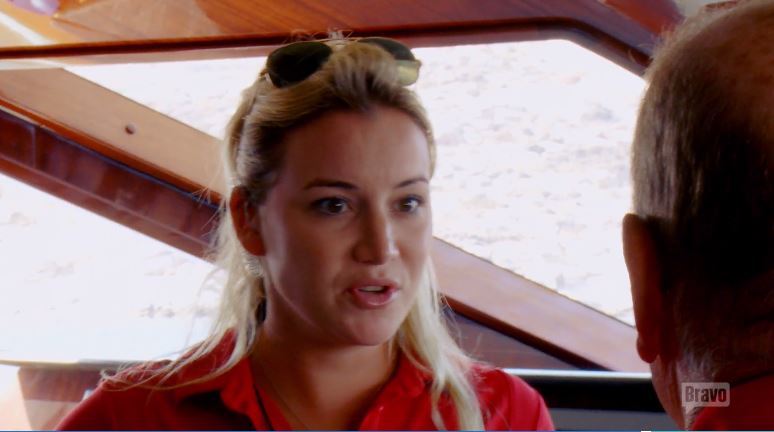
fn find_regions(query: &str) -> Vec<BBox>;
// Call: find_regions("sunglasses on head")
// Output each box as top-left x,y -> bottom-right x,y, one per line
266,37 -> 420,88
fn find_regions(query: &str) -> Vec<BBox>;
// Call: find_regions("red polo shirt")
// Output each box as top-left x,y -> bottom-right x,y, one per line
58,338 -> 554,430
691,373 -> 774,430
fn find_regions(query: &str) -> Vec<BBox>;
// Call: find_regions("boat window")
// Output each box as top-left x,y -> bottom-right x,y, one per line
0,172 -> 218,362
67,39 -> 644,326
0,39 -> 645,363
415,41 -> 643,325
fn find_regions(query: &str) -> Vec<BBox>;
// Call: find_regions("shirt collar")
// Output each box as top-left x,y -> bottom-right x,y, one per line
168,335 -> 270,428
168,336 -> 434,409
169,332 -> 240,403
380,351 -> 433,398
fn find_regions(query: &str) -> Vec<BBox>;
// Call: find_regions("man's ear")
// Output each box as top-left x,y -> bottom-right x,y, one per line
229,186 -> 266,256
622,213 -> 664,363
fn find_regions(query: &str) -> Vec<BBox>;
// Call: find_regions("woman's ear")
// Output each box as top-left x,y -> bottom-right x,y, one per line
229,186 -> 266,256
622,213 -> 664,364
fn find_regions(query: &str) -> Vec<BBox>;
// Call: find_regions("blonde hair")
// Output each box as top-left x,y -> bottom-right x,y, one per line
115,41 -> 484,429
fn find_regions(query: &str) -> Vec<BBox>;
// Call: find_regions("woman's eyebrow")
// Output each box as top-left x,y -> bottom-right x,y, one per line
303,176 -> 428,190
395,177 -> 429,188
303,179 -> 356,190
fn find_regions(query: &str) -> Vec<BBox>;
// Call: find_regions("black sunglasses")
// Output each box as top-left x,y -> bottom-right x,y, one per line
266,37 -> 421,88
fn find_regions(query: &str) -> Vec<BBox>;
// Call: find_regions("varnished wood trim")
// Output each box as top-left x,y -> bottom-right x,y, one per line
0,109 -> 218,257
0,20 -> 651,74
0,68 -> 226,198
434,240 -> 645,371
601,0 -> 683,35
0,0 -> 664,73
0,23 -> 648,75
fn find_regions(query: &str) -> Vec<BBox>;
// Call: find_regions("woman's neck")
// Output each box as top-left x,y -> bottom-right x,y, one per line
250,326 -> 397,430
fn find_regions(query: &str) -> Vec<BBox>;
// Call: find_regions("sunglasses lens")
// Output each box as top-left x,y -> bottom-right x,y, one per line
359,37 -> 417,62
266,38 -> 419,87
360,37 -> 420,85
267,42 -> 333,88
396,60 -> 421,86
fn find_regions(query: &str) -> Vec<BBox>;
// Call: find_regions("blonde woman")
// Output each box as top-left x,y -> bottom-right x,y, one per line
59,38 -> 553,431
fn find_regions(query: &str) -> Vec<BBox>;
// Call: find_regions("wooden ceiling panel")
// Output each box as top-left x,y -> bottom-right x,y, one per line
47,0 -> 635,39
602,0 -> 682,34
0,0 -> 676,73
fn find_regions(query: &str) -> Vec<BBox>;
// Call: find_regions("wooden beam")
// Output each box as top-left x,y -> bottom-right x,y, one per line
0,109 -> 218,257
0,0 -> 661,73
0,68 -> 226,197
435,241 -> 643,371
0,22 -> 650,76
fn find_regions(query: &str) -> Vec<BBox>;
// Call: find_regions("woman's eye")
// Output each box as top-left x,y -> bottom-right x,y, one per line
312,197 -> 350,215
397,196 -> 423,213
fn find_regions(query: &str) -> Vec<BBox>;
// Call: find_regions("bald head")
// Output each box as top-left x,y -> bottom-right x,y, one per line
625,5 -> 774,425
629,0 -> 774,385
661,1 -> 774,146
709,5 -> 774,130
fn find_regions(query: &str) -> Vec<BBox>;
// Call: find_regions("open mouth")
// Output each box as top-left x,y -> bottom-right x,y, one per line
358,285 -> 389,293
349,284 -> 398,308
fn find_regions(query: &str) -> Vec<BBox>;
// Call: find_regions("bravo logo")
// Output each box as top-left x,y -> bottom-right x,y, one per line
681,382 -> 730,411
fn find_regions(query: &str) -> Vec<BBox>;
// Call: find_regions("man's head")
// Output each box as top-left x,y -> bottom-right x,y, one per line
623,1 -> 774,427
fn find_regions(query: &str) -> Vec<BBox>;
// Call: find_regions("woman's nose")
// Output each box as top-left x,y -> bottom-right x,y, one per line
352,209 -> 398,265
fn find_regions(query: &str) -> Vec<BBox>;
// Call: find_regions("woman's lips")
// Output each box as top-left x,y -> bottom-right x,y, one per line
348,279 -> 399,309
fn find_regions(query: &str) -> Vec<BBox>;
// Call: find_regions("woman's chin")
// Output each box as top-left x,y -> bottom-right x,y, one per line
334,302 -> 412,346
339,318 -> 404,347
